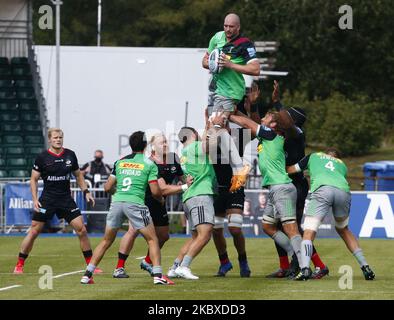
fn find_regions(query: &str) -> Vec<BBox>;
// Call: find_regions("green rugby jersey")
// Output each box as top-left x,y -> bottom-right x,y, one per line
298,152 -> 349,192
179,141 -> 216,202
256,125 -> 292,187
111,153 -> 158,205
207,31 -> 258,100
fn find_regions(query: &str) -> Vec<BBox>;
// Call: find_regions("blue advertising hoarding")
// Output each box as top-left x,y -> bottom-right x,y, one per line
3,184 -> 394,238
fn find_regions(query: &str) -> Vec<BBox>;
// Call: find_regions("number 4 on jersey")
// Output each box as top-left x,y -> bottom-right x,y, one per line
325,161 -> 335,171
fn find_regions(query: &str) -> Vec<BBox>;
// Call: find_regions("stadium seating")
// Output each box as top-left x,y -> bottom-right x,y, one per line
0,56 -> 45,178
0,170 -> 7,178
8,169 -> 30,178
0,101 -> 18,111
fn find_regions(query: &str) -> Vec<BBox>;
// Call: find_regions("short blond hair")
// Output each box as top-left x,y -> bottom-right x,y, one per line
48,128 -> 64,139
149,132 -> 165,145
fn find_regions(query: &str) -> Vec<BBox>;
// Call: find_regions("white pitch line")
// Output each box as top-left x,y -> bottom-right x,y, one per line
0,285 -> 22,292
0,270 -> 84,292
52,270 -> 84,279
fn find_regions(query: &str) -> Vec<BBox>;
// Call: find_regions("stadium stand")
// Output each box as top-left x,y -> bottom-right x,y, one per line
0,56 -> 45,178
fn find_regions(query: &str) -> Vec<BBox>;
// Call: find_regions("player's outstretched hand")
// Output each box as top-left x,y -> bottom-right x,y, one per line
272,80 -> 280,103
211,111 -> 226,128
86,193 -> 95,207
33,200 -> 42,212
248,82 -> 260,105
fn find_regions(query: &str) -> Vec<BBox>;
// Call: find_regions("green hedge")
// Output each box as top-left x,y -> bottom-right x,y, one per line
283,92 -> 387,156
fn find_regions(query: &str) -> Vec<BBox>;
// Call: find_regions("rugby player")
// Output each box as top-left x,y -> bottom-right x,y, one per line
267,81 -> 328,279
112,133 -> 193,278
80,131 -> 173,285
202,13 -> 260,192
13,128 -> 98,274
287,148 -> 375,281
167,123 -> 218,280
229,111 -> 303,270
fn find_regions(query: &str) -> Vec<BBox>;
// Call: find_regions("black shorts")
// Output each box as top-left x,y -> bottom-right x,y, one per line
32,197 -> 81,224
214,187 -> 245,216
145,198 -> 169,227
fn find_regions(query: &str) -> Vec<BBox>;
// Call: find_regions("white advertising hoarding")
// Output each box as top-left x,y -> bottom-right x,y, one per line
35,45 -> 210,164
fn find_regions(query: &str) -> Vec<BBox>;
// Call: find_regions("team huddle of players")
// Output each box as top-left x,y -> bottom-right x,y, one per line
12,13 -> 375,285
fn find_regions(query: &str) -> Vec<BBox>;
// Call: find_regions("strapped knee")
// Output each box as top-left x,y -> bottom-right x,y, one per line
262,215 -> 277,225
303,216 -> 322,232
227,213 -> 243,228
214,216 -> 225,229
335,216 -> 349,229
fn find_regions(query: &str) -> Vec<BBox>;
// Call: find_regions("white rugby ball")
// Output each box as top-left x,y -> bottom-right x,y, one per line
208,48 -> 223,74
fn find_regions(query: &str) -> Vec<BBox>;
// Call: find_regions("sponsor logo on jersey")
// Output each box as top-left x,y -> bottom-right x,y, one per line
247,47 -> 257,57
171,166 -> 177,173
47,175 -> 67,181
55,159 -> 64,162
119,162 -> 144,170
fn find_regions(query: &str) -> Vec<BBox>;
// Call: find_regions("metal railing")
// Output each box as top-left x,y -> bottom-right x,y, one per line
27,38 -> 49,143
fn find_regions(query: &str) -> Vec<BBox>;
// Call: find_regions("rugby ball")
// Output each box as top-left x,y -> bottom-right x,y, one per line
208,48 -> 223,74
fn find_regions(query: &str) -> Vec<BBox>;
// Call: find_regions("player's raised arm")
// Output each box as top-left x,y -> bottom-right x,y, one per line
229,113 -> 259,136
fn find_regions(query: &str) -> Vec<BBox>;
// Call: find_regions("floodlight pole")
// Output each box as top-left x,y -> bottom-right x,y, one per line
97,0 -> 102,46
51,0 -> 62,128
184,101 -> 189,126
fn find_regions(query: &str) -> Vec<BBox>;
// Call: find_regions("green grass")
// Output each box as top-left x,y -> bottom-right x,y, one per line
0,236 -> 393,300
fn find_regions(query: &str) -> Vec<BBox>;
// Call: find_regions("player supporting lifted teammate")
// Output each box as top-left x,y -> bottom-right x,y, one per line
14,128 -> 98,274
229,111 -> 303,271
202,13 -> 260,192
287,149 -> 375,281
167,124 -> 217,280
209,110 -> 251,277
80,131 -> 173,285
267,81 -> 328,279
112,133 -> 193,278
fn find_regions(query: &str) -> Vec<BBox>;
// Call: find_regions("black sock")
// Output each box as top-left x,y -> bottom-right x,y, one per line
118,252 -> 129,260
84,270 -> 93,277
19,252 -> 28,259
83,250 -> 93,258
153,273 -> 162,278
219,252 -> 229,264
238,253 -> 247,263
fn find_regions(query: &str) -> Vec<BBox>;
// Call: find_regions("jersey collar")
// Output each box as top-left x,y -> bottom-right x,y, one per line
48,148 -> 65,157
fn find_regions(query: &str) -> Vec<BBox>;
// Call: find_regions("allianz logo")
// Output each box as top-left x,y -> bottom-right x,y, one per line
8,198 -> 34,209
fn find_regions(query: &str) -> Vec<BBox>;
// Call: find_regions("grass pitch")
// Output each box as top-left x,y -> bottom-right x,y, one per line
0,235 -> 393,300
